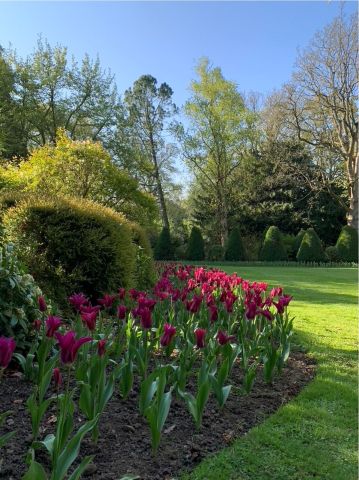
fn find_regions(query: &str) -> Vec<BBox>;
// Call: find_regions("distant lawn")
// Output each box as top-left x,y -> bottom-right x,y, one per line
183,266 -> 358,480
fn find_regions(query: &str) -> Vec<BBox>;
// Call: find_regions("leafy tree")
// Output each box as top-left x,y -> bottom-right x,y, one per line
297,228 -> 326,262
154,227 -> 174,260
225,227 -> 246,261
260,226 -> 287,261
335,225 -> 358,262
0,130 -> 157,226
187,226 -> 205,261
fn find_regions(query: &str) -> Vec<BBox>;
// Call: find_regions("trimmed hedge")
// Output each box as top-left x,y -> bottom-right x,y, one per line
325,246 -> 341,263
335,225 -> 358,262
260,226 -> 287,261
297,228 -> 326,262
2,195 -> 154,306
154,227 -> 174,260
294,229 -> 306,254
187,227 -> 205,261
225,227 -> 246,261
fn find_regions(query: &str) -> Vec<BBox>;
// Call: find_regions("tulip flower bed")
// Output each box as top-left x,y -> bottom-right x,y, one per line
0,264 -> 315,479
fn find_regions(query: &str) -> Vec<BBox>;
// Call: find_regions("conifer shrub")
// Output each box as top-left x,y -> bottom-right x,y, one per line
186,226 -> 205,261
207,244 -> 224,261
335,225 -> 358,262
325,246 -> 341,263
294,229 -> 306,254
296,228 -> 326,262
260,226 -> 287,261
154,227 -> 174,260
225,227 -> 246,261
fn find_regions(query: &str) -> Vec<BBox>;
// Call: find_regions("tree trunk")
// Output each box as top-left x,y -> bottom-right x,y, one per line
347,175 -> 358,231
149,135 -> 170,231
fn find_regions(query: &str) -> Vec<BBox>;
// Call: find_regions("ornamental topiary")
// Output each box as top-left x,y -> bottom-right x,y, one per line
335,225 -> 358,262
2,196 -> 154,306
225,227 -> 246,261
325,246 -> 341,263
154,227 -> 174,260
260,226 -> 287,261
294,229 -> 306,254
296,228 -> 326,262
186,226 -> 205,261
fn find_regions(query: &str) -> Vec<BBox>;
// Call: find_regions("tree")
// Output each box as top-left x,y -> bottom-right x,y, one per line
225,227 -> 246,261
335,225 -> 358,262
0,130 -> 157,226
178,58 -> 255,246
297,228 -> 326,262
121,75 -> 178,230
187,226 -> 205,261
260,226 -> 287,261
283,12 -> 358,229
154,227 -> 174,260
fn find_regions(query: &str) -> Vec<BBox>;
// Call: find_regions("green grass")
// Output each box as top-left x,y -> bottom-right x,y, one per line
183,266 -> 358,480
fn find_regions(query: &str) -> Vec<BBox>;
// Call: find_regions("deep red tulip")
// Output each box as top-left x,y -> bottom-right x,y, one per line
97,339 -> 106,356
270,287 -> 283,298
186,295 -> 203,314
117,305 -> 127,320
55,331 -> 92,364
245,302 -> 257,320
118,288 -> 126,300
274,295 -> 293,314
139,308 -> 152,329
33,319 -> 42,331
45,316 -> 62,337
217,330 -> 236,346
80,304 -> 101,315
194,328 -> 206,348
80,311 -> 98,331
160,323 -> 176,347
38,296 -> 47,312
209,304 -> 218,323
98,294 -> 116,309
69,293 -> 88,311
53,367 -> 62,387
259,309 -> 273,321
0,337 -> 16,369
129,289 -> 140,300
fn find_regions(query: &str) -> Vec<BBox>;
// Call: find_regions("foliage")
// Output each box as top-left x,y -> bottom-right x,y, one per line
0,243 -> 43,350
154,227 -> 174,260
207,245 -> 224,261
260,226 -> 287,261
297,228 -> 326,262
187,226 -> 205,261
282,233 -> 296,261
335,225 -> 358,262
2,196 -> 154,306
325,246 -> 341,263
294,229 -> 306,254
225,227 -> 246,261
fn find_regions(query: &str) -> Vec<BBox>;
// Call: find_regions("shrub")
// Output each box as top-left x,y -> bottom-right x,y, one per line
225,227 -> 246,261
242,234 -> 262,261
294,229 -> 306,254
0,243 -> 44,350
2,196 -> 154,306
174,244 -> 188,261
260,226 -> 287,261
207,244 -> 224,261
187,227 -> 205,261
154,227 -> 174,260
130,222 -> 156,289
297,228 -> 326,262
282,233 -> 296,261
335,225 -> 358,262
325,246 -> 341,263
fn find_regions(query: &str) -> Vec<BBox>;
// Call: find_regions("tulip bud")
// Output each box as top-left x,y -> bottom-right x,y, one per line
53,367 -> 62,387
97,339 -> 106,357
38,296 -> 47,312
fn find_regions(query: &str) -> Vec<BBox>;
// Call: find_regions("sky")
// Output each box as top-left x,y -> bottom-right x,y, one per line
0,1 -> 357,109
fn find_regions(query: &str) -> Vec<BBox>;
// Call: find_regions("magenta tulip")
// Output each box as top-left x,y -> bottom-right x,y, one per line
45,316 -> 62,337
117,305 -> 127,320
69,293 -> 88,311
80,311 -> 98,331
160,323 -> 176,347
53,367 -> 62,387
0,337 -> 16,369
38,296 -> 47,312
97,339 -> 106,357
217,330 -> 235,346
55,331 -> 92,364
194,328 -> 206,348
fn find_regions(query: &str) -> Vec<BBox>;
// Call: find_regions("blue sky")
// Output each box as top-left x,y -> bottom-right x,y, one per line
0,1 -> 357,109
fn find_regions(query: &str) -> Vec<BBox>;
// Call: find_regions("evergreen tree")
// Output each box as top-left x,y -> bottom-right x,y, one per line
297,228 -> 326,262
335,226 -> 358,262
225,227 -> 246,261
154,227 -> 174,260
186,226 -> 205,260
294,229 -> 306,254
260,226 -> 287,261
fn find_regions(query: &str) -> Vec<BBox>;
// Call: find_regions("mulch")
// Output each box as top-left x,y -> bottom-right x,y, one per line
0,350 -> 316,480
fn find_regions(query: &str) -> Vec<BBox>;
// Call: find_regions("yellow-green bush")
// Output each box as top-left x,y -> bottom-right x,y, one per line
2,195 -> 155,306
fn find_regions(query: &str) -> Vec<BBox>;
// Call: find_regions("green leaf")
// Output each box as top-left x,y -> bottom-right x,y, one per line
79,384 -> 93,419
22,460 -> 48,480
0,429 -> 16,448
67,455 -> 94,480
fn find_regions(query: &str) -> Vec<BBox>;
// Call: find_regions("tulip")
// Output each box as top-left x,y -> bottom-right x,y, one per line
160,323 -> 176,347
270,287 -> 283,298
53,367 -> 62,387
259,309 -> 273,321
45,315 -> 62,337
97,339 -> 106,356
117,305 -> 127,320
209,304 -> 218,323
245,301 -> 257,320
186,295 -> 203,314
194,328 -> 206,348
274,295 -> 293,314
129,289 -> 140,300
0,337 -> 16,369
98,294 -> 116,309
33,319 -> 42,331
38,296 -> 47,312
69,293 -> 88,311
217,330 -> 236,346
118,288 -> 126,300
55,331 -> 92,364
80,311 -> 98,331
139,308 -> 152,329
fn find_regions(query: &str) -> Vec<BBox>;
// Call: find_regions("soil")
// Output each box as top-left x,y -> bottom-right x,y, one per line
0,350 -> 316,480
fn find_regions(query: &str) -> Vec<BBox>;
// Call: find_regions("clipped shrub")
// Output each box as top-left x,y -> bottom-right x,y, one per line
297,228 -> 326,262
207,244 -> 224,261
130,222 -> 156,289
335,225 -> 358,262
325,246 -> 341,263
154,227 -> 174,260
294,229 -> 306,254
260,226 -> 287,261
187,227 -> 205,261
0,243 -> 44,350
242,234 -> 262,261
282,233 -> 296,261
225,227 -> 246,261
2,196 -> 154,306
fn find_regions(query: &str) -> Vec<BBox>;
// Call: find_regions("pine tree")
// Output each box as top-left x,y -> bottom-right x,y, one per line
260,226 -> 287,261
186,226 -> 205,260
225,227 -> 246,261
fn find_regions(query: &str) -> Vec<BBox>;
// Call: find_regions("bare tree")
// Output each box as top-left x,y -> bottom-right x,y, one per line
283,12 -> 358,228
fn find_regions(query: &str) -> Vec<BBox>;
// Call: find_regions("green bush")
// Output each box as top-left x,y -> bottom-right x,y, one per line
187,227 -> 205,261
2,196 -> 154,306
297,228 -> 326,262
207,244 -> 224,261
154,227 -> 174,260
325,246 -> 341,263
130,222 -> 156,289
294,229 -> 306,254
260,226 -> 287,261
335,225 -> 358,262
0,243 -> 44,350
282,233 -> 296,261
242,234 -> 262,261
225,227 -> 246,261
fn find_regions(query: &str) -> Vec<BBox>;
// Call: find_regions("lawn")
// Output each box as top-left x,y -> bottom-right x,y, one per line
184,266 -> 358,480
